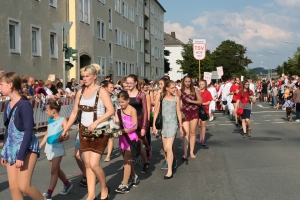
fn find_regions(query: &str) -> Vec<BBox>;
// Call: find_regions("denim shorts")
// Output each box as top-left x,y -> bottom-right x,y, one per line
75,138 -> 80,149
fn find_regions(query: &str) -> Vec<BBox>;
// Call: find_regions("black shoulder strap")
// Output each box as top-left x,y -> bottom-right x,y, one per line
4,98 -> 23,127
117,109 -> 124,129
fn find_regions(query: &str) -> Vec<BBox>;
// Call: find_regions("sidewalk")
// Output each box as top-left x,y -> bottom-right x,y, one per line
0,124 -> 79,149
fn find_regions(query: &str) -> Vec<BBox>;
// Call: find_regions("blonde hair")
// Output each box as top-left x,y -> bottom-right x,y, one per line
80,63 -> 101,76
44,80 -> 53,87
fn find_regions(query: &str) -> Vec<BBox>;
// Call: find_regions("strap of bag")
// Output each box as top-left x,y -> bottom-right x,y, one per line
4,98 -> 23,127
159,94 -> 163,114
117,109 -> 131,144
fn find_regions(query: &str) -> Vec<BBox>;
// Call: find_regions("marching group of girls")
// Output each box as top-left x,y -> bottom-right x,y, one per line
0,64 -> 256,200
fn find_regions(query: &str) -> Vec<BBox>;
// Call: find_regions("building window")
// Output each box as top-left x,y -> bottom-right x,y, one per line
123,2 -> 128,19
139,15 -> 143,28
115,0 -> 121,14
140,64 -> 144,77
130,63 -> 135,74
130,35 -> 134,50
79,0 -> 90,24
49,0 -> 57,7
115,28 -> 122,45
98,57 -> 106,76
97,19 -> 106,40
135,0 -> 138,15
31,25 -> 41,56
144,65 -> 148,77
50,32 -> 58,59
99,0 -> 105,4
123,62 -> 129,76
136,25 -> 138,42
128,6 -> 134,23
123,31 -> 128,48
140,40 -> 144,53
116,60 -> 122,76
109,42 -> 113,63
8,18 -> 21,54
151,45 -> 154,57
108,8 -> 112,30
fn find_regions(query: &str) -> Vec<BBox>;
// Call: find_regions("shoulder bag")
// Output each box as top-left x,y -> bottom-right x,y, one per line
199,105 -> 208,121
117,109 -> 140,157
155,96 -> 163,130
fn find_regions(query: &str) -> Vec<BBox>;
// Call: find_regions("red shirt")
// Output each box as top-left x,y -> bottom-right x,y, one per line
200,90 -> 213,114
230,84 -> 240,101
237,90 -> 254,104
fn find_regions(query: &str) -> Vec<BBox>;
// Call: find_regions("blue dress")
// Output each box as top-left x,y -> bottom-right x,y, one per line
44,117 -> 66,160
1,106 -> 40,165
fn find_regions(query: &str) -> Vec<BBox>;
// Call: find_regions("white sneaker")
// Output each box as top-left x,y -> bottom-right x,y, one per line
211,116 -> 214,121
209,117 -> 213,122
295,119 -> 300,122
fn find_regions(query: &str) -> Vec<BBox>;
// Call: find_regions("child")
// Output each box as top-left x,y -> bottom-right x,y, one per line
39,99 -> 73,200
0,72 -> 44,200
115,91 -> 140,194
282,96 -> 294,121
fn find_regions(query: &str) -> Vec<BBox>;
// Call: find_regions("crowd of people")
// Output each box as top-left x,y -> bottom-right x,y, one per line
1,64 -> 299,200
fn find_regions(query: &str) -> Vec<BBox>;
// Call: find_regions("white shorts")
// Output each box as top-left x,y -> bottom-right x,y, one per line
209,100 -> 216,113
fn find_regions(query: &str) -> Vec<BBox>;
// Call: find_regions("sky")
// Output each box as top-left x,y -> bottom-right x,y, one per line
159,0 -> 300,71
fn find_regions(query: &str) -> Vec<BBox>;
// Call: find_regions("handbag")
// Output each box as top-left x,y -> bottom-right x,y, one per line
236,104 -> 245,116
199,105 -> 208,121
117,109 -> 140,157
155,97 -> 163,130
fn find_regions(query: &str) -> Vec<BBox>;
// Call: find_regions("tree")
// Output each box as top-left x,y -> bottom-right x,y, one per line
164,50 -> 171,73
176,39 -> 214,78
276,47 -> 300,76
211,40 -> 252,80
244,69 -> 258,81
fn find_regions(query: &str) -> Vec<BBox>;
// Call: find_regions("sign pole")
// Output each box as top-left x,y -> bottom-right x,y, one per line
199,60 -> 201,81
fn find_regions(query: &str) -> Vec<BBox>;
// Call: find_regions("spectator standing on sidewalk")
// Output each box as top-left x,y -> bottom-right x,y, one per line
271,84 -> 278,108
292,83 -> 300,122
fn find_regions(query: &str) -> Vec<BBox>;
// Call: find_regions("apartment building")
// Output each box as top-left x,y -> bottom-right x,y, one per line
0,0 -> 67,79
0,0 -> 165,83
164,32 -> 184,81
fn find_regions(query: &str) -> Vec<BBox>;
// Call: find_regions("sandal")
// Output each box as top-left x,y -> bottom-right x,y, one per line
181,155 -> 188,160
80,176 -> 87,187
248,129 -> 252,137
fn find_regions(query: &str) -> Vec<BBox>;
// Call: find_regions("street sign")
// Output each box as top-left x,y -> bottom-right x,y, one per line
211,71 -> 219,80
193,39 -> 206,60
217,66 -> 223,79
52,22 -> 73,41
203,72 -> 212,85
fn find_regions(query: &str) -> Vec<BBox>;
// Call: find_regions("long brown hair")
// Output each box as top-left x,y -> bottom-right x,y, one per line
127,74 -> 139,90
241,81 -> 251,97
181,75 -> 195,95
162,80 -> 175,98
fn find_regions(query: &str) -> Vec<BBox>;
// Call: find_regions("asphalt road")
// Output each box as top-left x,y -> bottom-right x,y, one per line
1,103 -> 300,200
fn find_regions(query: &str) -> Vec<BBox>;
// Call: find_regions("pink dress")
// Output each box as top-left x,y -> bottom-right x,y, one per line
119,111 -> 139,150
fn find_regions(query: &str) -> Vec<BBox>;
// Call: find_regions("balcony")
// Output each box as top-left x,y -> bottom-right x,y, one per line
145,30 -> 149,41
145,53 -> 150,64
145,6 -> 149,18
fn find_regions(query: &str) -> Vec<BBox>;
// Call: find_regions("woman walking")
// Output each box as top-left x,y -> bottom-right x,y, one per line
153,80 -> 183,179
178,76 -> 202,159
126,74 -> 150,173
236,81 -> 255,138
61,64 -> 114,200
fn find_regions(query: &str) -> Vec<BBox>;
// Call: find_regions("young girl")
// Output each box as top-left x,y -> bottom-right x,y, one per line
0,72 -> 44,200
114,91 -> 140,193
39,99 -> 73,199
153,80 -> 183,179
177,76 -> 202,159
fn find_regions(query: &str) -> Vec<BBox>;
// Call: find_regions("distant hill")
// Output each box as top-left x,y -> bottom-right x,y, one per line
251,67 -> 274,75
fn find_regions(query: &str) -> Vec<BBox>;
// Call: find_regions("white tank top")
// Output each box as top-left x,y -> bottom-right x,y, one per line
80,88 -> 105,127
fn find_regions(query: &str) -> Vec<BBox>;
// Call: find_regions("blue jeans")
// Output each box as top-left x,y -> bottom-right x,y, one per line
296,103 -> 300,119
272,96 -> 277,106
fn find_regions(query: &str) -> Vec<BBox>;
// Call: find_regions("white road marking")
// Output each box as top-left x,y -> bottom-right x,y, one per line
251,111 -> 284,113
254,123 -> 261,124
264,120 -> 271,121
219,124 -> 233,126
272,122 -> 285,124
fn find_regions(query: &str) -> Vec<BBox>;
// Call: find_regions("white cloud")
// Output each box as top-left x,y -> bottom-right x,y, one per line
164,21 -> 196,43
275,0 -> 300,7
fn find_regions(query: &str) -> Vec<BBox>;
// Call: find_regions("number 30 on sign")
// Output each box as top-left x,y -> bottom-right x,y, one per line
193,43 -> 206,60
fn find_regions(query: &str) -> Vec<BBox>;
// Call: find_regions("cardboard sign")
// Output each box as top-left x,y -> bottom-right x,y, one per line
193,39 -> 206,60
48,74 -> 56,82
217,66 -> 223,78
204,72 -> 212,85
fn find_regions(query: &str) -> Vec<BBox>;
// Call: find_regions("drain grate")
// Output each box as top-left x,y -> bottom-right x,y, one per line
248,137 -> 282,141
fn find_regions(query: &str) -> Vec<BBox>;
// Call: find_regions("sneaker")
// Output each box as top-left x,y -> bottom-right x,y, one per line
172,159 -> 177,169
248,129 -> 252,137
201,140 -> 206,146
211,116 -> 214,121
295,119 -> 300,122
115,183 -> 130,194
146,146 -> 152,159
209,117 -> 213,122
43,193 -> 52,200
135,156 -> 141,165
141,162 -> 149,173
160,161 -> 168,170
59,183 -> 73,195
131,175 -> 140,187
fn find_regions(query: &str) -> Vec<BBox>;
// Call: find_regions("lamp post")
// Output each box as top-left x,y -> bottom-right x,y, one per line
283,41 -> 300,45
268,51 -> 283,75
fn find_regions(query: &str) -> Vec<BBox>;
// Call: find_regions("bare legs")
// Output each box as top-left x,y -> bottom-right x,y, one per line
74,146 -> 86,177
82,151 -> 108,200
7,153 -> 44,200
48,156 -> 68,191
162,136 -> 175,177
105,138 -> 114,162
182,119 -> 198,158
242,118 -> 251,134
122,150 -> 136,185
198,120 -> 207,143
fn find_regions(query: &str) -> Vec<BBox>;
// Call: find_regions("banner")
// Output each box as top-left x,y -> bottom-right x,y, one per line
216,66 -> 223,79
203,72 -> 212,85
